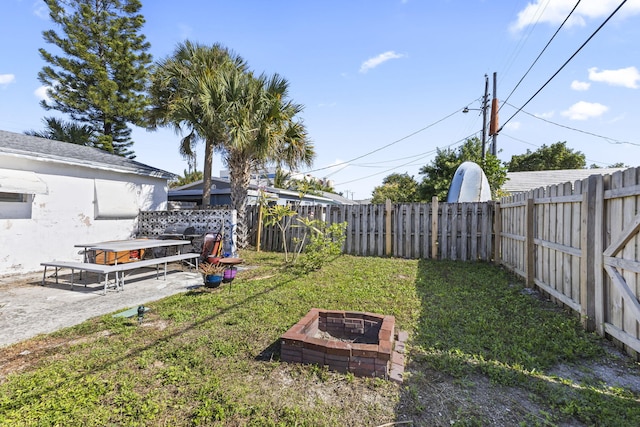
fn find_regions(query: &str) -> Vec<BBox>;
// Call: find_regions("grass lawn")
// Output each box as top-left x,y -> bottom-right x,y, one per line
0,251 -> 639,426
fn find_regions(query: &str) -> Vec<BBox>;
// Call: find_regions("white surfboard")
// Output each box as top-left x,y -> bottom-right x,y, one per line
446,161 -> 492,202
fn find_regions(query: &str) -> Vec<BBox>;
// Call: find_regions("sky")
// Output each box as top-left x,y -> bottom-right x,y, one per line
1,0 -> 640,200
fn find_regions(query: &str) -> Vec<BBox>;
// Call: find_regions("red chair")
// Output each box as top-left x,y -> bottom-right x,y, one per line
200,231 -> 223,264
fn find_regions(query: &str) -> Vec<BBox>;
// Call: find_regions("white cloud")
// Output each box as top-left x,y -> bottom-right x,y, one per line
606,114 -> 626,124
510,0 -> 640,32
588,66 -> 640,89
534,110 -> 555,119
504,121 -> 521,131
34,85 -> 51,102
561,101 -> 608,120
571,80 -> 591,91
33,2 -> 49,19
0,74 -> 16,86
359,51 -> 405,73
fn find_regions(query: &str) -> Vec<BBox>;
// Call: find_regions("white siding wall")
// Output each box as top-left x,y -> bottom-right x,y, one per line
0,156 -> 168,276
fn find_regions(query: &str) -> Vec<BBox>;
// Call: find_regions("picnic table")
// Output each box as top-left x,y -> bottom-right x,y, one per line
76,238 -> 191,264
41,239 -> 199,294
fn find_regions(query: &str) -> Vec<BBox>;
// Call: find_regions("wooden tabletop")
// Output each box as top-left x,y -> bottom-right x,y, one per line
75,239 -> 190,252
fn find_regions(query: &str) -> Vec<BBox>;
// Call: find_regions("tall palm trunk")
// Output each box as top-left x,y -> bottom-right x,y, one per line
201,138 -> 215,207
228,151 -> 252,248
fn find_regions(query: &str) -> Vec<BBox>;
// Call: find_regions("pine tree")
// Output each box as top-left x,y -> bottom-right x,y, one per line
38,0 -> 152,157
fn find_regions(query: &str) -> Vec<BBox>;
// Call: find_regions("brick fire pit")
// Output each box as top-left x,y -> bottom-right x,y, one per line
280,308 -> 395,378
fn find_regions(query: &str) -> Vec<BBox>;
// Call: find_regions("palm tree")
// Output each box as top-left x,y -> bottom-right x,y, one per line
271,167 -> 292,189
146,40 -> 247,207
220,72 -> 314,248
169,169 -> 204,188
25,117 -> 95,146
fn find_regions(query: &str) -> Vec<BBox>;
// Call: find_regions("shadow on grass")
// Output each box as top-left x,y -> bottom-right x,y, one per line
255,338 -> 281,362
394,258 -> 640,426
1,274 -> 297,412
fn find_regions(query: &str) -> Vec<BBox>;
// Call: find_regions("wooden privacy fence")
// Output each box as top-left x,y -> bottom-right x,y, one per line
498,167 -> 640,357
246,199 -> 495,261
141,166 -> 640,357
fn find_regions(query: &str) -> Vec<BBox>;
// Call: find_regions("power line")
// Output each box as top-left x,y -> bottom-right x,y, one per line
302,104 -> 473,175
498,0 -> 629,133
498,0 -> 552,85
334,133 -> 476,186
501,132 -> 616,167
504,101 -> 640,147
501,0 -> 582,110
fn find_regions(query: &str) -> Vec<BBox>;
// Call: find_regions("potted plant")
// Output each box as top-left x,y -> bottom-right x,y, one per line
199,262 -> 225,288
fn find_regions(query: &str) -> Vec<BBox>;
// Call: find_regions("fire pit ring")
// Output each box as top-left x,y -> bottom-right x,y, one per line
280,308 -> 395,378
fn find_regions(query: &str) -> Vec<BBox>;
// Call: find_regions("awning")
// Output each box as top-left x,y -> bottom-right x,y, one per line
94,179 -> 139,219
0,169 -> 48,195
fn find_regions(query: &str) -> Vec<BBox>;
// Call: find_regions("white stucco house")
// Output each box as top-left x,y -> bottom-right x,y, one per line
0,130 -> 175,276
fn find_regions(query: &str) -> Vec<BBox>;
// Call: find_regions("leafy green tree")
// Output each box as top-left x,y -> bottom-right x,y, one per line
38,0 -> 152,157
147,41 -> 248,207
506,141 -> 585,171
371,173 -> 420,203
418,137 -> 506,201
590,162 -> 627,169
288,177 -> 335,196
169,170 -> 203,188
25,117 -> 95,146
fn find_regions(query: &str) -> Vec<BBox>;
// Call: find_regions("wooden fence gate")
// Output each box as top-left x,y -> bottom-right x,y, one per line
498,168 -> 640,358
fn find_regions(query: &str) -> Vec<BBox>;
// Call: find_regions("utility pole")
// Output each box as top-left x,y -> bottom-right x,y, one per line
462,73 -> 492,160
489,72 -> 498,156
481,74 -> 489,160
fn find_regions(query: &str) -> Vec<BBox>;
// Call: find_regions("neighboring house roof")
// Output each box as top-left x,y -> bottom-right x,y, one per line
0,129 -> 175,179
170,178 -> 347,205
319,191 -> 360,205
503,168 -> 626,194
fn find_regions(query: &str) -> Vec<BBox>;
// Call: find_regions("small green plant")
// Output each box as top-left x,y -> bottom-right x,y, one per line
295,218 -> 347,273
262,204 -> 298,262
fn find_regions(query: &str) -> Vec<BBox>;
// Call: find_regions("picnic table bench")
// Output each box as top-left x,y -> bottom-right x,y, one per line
41,239 -> 200,295
41,252 -> 199,294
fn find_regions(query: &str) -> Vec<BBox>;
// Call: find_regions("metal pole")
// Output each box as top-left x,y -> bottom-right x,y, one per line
491,72 -> 498,156
482,74 -> 488,160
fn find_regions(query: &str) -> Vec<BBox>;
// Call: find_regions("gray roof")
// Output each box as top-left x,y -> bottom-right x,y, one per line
319,191 -> 360,205
503,168 -> 627,194
171,178 -> 352,205
0,129 -> 174,179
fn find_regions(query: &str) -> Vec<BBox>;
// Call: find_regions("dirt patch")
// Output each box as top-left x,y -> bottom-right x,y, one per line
396,369 -> 554,426
0,329 -> 109,382
548,341 -> 640,394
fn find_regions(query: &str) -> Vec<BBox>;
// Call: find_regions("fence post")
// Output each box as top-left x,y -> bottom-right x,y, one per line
525,196 -> 535,288
431,196 -> 439,259
581,175 -> 599,332
385,199 -> 392,256
493,201 -> 501,265
256,204 -> 263,252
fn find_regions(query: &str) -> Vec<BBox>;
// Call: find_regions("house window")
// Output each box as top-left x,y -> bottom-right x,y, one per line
0,192 -> 27,203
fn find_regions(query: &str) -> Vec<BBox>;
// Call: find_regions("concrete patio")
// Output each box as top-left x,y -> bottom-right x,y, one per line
0,264 -> 203,348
